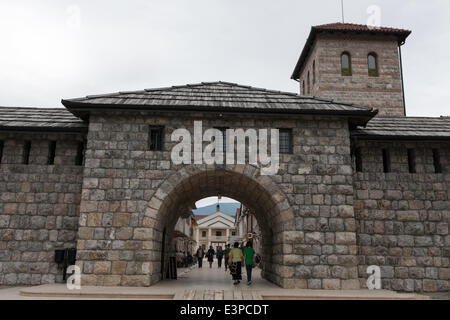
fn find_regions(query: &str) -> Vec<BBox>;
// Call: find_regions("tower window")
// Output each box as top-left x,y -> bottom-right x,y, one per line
302,81 -> 306,95
432,149 -> 442,173
23,141 -> 31,165
202,231 -> 206,238
313,60 -> 316,84
355,147 -> 363,172
407,149 -> 416,173
382,148 -> 391,173
341,52 -> 352,76
48,141 -> 56,165
279,129 -> 293,154
75,141 -> 85,166
149,126 -> 164,151
307,71 -> 311,95
216,231 -> 222,237
368,53 -> 379,77
0,140 -> 3,164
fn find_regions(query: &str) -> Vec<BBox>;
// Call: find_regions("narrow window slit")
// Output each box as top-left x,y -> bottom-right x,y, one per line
48,141 -> 56,165
355,147 -> 363,172
382,148 -> 390,173
75,141 -> 85,166
149,127 -> 164,151
23,141 -> 31,165
432,149 -> 442,173
0,140 -> 4,164
407,149 -> 416,173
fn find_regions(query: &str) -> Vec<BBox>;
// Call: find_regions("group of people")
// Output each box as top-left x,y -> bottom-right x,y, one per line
176,251 -> 194,268
195,241 -> 257,286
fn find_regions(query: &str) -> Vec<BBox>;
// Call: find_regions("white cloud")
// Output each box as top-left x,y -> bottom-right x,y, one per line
195,197 -> 239,209
0,1 -> 449,116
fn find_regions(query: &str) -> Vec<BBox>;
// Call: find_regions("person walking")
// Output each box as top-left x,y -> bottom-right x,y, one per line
206,246 -> 215,268
243,242 -> 256,285
224,244 -> 231,271
195,247 -> 205,268
228,242 -> 244,285
216,246 -> 224,268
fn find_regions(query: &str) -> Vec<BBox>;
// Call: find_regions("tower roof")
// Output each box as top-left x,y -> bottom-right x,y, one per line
291,23 -> 412,80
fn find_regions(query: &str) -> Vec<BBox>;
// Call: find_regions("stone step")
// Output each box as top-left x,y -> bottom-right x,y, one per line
19,284 -> 430,300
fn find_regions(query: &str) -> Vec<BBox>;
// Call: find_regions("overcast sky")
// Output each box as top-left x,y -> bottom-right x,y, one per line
0,0 -> 449,117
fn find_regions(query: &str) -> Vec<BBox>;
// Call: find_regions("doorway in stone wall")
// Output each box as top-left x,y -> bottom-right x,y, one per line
162,195 -> 269,289
143,165 -> 295,289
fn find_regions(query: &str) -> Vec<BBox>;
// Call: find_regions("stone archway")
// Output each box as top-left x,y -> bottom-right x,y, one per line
141,164 -> 295,287
77,160 -> 360,290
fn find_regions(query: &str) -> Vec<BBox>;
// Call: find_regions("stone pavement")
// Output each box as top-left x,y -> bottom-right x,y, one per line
0,265 -> 433,300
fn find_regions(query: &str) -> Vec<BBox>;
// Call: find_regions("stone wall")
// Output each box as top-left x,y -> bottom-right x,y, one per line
354,140 -> 450,292
75,111 -> 360,289
2,114 -> 449,292
298,34 -> 405,117
0,132 -> 84,285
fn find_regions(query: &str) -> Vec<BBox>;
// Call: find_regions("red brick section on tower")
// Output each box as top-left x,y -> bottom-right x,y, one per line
292,23 -> 411,117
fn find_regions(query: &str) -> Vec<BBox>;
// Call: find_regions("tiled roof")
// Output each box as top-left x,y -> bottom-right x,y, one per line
291,23 -> 412,80
314,23 -> 411,34
0,107 -> 87,132
62,82 -> 376,121
352,117 -> 450,140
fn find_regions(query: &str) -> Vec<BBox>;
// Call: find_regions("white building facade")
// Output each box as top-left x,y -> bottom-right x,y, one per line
194,207 -> 236,250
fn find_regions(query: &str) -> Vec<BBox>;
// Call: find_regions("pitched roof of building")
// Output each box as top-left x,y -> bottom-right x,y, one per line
291,22 -> 412,80
61,82 -> 377,122
352,117 -> 450,140
196,211 -> 236,226
0,107 -> 87,132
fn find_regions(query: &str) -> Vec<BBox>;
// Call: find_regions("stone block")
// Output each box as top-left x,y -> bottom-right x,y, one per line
312,265 -> 330,278
322,279 -> 341,290
335,232 -> 356,245
341,279 -> 360,290
94,261 -> 111,274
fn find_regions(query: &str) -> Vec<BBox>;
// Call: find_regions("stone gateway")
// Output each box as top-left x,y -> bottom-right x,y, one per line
0,23 -> 449,293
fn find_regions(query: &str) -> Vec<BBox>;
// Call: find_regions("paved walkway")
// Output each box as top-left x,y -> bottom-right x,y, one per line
156,263 -> 277,290
0,263 -> 434,300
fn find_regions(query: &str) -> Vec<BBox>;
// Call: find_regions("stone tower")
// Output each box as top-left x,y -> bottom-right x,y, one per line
291,23 -> 411,117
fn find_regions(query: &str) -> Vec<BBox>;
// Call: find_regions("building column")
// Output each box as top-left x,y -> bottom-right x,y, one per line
208,228 -> 212,248
226,228 -> 229,239
196,228 -> 199,248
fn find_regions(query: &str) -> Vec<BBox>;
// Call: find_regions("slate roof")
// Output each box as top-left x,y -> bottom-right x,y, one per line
62,81 -> 376,121
352,117 -> 450,140
291,23 -> 412,80
0,107 -> 87,132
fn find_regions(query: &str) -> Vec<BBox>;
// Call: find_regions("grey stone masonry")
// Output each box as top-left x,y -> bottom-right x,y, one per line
354,140 -> 450,292
0,132 -> 84,285
74,111 -> 360,289
1,111 -> 449,292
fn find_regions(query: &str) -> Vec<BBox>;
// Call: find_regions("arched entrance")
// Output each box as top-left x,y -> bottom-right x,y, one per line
142,164 -> 294,287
